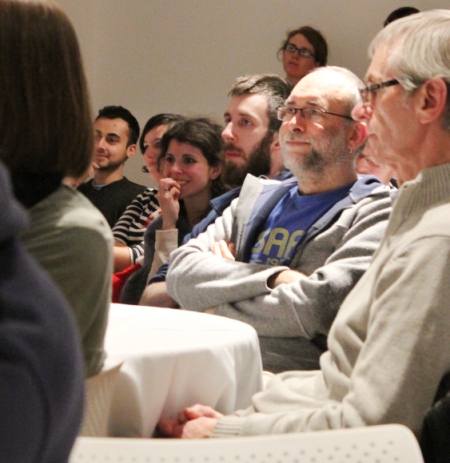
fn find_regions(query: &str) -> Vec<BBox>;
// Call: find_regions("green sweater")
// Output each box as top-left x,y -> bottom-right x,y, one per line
21,185 -> 113,377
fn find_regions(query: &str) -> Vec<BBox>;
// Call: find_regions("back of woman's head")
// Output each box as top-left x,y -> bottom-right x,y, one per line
159,117 -> 227,197
0,0 -> 93,178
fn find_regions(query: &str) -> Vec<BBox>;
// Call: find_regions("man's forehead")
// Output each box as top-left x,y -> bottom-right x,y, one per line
225,93 -> 269,117
287,72 -> 350,106
287,85 -> 336,108
94,117 -> 128,136
365,45 -> 390,83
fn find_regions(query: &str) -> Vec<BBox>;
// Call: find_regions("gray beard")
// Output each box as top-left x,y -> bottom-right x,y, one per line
302,148 -> 327,174
222,133 -> 272,188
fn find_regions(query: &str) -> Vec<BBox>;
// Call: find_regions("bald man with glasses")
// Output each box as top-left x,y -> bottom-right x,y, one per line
166,66 -> 393,374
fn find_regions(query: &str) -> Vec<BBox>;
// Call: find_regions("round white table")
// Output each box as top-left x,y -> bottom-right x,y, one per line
104,304 -> 263,437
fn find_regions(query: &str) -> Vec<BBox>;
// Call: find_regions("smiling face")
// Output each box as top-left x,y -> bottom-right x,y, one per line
93,117 -> 134,172
142,124 -> 170,181
280,71 -> 356,177
282,34 -> 318,85
162,140 -> 221,201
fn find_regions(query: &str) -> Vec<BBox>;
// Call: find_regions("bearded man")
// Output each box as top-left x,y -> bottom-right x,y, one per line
166,67 -> 393,373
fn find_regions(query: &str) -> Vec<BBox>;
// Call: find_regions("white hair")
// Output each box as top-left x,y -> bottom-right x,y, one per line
369,9 -> 450,131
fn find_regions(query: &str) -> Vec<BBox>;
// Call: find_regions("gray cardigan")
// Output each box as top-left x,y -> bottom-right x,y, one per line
167,174 -> 393,371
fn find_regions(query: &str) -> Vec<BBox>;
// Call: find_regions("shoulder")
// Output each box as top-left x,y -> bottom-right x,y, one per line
25,186 -> 113,245
132,187 -> 158,204
351,175 -> 393,201
344,177 -> 394,216
239,174 -> 292,201
77,178 -> 92,193
121,177 -> 147,191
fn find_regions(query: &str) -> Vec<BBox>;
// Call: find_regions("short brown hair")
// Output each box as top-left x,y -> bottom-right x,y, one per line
0,0 -> 93,178
228,74 -> 291,134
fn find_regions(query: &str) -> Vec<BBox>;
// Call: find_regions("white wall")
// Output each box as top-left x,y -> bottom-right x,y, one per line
57,0 -> 449,187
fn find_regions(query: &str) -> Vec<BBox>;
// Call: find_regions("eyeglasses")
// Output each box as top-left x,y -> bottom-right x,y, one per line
358,79 -> 400,105
277,106 -> 354,122
283,43 -> 315,59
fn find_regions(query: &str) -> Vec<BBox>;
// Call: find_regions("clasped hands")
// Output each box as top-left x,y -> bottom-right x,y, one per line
157,404 -> 223,438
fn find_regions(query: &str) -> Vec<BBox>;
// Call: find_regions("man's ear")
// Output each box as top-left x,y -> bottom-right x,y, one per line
126,144 -> 137,158
270,131 -> 281,154
347,121 -> 367,153
415,77 -> 448,125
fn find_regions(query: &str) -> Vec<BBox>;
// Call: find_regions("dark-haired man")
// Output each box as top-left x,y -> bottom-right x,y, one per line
78,105 -> 147,228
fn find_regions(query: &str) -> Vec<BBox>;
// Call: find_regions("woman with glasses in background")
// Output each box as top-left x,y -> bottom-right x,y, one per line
278,26 -> 328,86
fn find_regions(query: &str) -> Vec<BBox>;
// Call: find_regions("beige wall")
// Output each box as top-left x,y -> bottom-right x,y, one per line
58,0 -> 449,187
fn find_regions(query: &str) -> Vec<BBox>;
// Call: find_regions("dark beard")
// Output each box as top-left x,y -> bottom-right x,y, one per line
96,158 -> 127,173
222,133 -> 272,188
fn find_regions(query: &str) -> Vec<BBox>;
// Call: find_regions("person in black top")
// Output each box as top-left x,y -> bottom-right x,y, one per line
78,105 -> 147,227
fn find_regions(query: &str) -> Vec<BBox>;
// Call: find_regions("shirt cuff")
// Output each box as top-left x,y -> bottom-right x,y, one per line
211,416 -> 246,438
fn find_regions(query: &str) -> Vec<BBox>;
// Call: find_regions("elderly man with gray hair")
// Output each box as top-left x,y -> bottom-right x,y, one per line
159,10 -> 450,444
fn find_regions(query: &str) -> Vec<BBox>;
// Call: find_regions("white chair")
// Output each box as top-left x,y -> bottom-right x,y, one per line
70,424 -> 424,463
79,362 -> 123,437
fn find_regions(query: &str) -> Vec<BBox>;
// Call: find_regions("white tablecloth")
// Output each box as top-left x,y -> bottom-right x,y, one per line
104,304 -> 263,437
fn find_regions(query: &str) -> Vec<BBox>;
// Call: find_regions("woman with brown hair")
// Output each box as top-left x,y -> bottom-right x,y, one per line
121,117 -> 228,305
0,0 -> 113,379
278,26 -> 328,85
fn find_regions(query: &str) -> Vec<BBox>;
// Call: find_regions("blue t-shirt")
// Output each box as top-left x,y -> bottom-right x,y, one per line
249,183 -> 354,266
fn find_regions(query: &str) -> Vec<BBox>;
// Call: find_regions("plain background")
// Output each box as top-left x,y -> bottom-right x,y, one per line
58,0 -> 449,187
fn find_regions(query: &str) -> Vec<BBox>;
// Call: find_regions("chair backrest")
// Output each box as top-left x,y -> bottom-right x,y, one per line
79,362 -> 122,437
70,424 -> 424,463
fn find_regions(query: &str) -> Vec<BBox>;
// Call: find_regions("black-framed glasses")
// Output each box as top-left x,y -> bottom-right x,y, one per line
359,79 -> 400,105
283,43 -> 315,59
277,106 -> 354,122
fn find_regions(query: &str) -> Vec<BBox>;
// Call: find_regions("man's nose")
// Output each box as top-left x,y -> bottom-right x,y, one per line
286,113 -> 306,133
222,122 -> 235,142
95,137 -> 106,150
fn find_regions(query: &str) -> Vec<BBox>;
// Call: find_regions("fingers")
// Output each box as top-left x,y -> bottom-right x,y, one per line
159,405 -> 223,439
158,179 -> 181,205
157,418 -> 183,438
159,178 -> 180,193
177,404 -> 223,424
209,241 -> 236,260
228,242 -> 236,257
210,241 -> 222,257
